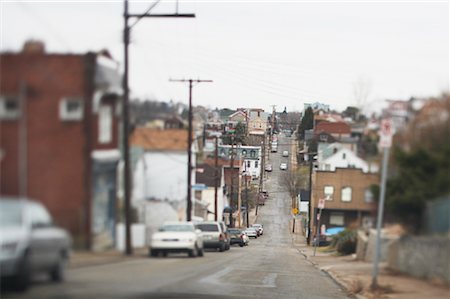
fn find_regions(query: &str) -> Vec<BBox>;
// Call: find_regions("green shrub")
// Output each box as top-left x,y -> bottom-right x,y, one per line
331,229 -> 357,255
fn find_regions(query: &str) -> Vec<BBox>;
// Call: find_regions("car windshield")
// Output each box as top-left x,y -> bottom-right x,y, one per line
0,200 -> 24,228
160,224 -> 194,232
196,224 -> 219,232
228,229 -> 241,234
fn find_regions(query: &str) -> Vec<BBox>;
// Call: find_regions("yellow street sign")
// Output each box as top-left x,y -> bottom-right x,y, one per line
292,208 -> 299,215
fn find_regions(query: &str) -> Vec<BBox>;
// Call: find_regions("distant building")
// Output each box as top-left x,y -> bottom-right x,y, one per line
304,102 -> 330,113
247,108 -> 269,136
218,145 -> 262,179
0,41 -> 122,250
195,163 -> 227,221
226,110 -> 247,133
314,121 -> 351,139
311,168 -> 379,232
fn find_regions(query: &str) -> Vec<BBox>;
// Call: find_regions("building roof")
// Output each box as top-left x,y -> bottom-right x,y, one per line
314,121 -> 351,135
130,128 -> 188,151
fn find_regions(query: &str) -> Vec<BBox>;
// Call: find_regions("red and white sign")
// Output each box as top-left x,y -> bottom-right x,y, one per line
318,198 -> 326,209
379,119 -> 393,148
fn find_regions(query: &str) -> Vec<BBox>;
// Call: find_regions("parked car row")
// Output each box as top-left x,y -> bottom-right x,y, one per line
149,221 -> 266,258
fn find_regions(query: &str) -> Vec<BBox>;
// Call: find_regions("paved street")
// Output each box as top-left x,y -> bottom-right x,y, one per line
3,135 -> 350,299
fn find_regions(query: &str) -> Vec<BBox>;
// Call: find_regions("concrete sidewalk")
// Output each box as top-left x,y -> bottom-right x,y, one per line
291,231 -> 449,299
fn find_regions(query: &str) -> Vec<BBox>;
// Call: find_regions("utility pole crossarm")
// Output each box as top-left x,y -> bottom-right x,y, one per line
128,13 -> 195,18
169,79 -> 213,83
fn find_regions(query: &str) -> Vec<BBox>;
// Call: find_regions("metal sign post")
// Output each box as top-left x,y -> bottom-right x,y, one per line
313,198 -> 326,256
371,119 -> 392,289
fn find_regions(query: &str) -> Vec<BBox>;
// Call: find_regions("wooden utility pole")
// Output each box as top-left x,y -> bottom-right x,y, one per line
237,161 -> 242,228
229,139 -> 235,227
169,79 -> 212,221
214,136 -> 219,221
122,0 -> 195,256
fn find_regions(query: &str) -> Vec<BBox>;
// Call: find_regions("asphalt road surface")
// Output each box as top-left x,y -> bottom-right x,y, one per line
3,134 -> 350,299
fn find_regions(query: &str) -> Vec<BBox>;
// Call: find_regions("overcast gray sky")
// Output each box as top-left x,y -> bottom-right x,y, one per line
1,0 -> 448,113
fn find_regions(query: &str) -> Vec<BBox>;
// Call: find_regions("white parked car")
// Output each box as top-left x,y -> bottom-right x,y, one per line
244,227 -> 258,238
150,222 -> 203,258
282,150 -> 289,157
280,163 -> 288,170
251,224 -> 264,236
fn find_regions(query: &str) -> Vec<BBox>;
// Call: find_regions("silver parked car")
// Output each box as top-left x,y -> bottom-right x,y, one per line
195,221 -> 229,252
0,198 -> 72,291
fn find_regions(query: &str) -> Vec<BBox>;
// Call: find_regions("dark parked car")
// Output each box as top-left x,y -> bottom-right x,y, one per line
0,198 -> 72,291
227,228 -> 247,247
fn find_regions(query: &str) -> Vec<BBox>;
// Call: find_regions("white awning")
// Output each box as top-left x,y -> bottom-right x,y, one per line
91,149 -> 121,162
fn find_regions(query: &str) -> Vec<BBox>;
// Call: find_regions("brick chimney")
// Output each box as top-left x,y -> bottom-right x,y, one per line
22,40 -> 45,54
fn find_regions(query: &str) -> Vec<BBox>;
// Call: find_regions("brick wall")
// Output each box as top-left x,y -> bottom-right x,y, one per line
312,168 -> 379,211
0,53 -> 93,246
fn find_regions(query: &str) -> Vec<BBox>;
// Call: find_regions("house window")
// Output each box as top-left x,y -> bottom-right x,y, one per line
324,186 -> 334,199
59,97 -> 83,121
247,161 -> 251,168
0,96 -> 20,120
330,212 -> 344,226
364,188 -> 374,203
99,105 -> 112,143
250,150 -> 256,158
255,161 -> 258,168
341,187 -> 352,202
195,190 -> 202,200
342,153 -> 346,159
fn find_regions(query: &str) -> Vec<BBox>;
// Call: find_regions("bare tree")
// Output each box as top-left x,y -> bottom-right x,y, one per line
279,168 -> 308,209
353,76 -> 372,119
286,112 -> 301,132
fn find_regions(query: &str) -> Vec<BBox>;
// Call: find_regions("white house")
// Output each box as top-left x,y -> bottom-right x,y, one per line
130,128 -> 196,223
218,145 -> 262,179
319,148 -> 378,173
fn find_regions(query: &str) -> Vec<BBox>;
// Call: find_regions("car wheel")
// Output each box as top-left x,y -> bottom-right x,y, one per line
219,243 -> 225,252
162,251 -> 168,257
188,245 -> 198,258
198,247 -> 204,257
239,243 -> 244,247
225,243 -> 230,251
50,252 -> 66,282
14,253 -> 30,292
149,249 -> 158,257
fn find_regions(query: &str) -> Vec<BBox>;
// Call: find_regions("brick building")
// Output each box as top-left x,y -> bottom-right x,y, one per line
0,41 -> 122,250
311,168 -> 379,233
